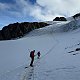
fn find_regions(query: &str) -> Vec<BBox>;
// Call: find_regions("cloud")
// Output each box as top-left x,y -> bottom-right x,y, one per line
0,2 -> 10,10
36,0 -> 80,18
29,5 -> 55,21
0,0 -> 80,24
17,0 -> 80,21
0,0 -> 58,21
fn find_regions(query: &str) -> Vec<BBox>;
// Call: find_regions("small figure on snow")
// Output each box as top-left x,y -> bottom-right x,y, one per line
37,51 -> 41,59
30,50 -> 35,67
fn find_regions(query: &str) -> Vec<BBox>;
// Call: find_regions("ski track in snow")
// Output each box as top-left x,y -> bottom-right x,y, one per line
20,32 -> 59,80
33,31 -> 80,80
21,67 -> 34,80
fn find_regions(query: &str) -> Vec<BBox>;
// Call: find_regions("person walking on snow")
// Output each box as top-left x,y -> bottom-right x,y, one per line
37,51 -> 41,59
30,50 -> 35,67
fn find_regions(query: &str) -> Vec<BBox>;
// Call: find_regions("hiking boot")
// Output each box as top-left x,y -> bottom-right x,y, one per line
30,64 -> 33,67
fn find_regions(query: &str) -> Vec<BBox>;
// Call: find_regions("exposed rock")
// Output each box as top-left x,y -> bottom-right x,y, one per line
0,30 -> 3,40
75,48 -> 80,51
0,22 -> 49,40
73,13 -> 80,19
53,17 -> 67,21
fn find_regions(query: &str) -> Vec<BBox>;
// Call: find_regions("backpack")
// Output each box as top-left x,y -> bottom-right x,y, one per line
30,51 -> 34,58
37,52 -> 40,56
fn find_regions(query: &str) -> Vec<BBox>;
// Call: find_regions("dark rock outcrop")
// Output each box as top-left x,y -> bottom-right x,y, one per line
53,17 -> 67,21
73,13 -> 80,19
75,48 -> 80,51
0,22 -> 49,40
0,30 -> 3,40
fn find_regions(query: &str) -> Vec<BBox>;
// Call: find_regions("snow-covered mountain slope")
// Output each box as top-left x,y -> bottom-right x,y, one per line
0,18 -> 80,80
27,18 -> 80,37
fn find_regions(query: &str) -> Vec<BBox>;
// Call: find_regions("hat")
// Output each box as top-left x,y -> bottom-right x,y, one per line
33,50 -> 35,52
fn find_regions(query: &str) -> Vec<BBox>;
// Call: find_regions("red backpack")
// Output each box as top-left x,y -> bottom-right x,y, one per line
30,51 -> 34,58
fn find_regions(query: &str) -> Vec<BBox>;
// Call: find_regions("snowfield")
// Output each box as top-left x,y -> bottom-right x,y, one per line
0,18 -> 80,80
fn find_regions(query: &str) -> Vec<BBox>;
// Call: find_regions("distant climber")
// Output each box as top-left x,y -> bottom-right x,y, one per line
37,51 -> 41,59
30,50 -> 35,67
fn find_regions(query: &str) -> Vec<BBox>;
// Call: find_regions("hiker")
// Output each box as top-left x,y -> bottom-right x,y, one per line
37,51 -> 41,59
30,50 -> 35,67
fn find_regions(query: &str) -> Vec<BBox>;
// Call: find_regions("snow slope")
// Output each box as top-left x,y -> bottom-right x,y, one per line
0,18 -> 80,80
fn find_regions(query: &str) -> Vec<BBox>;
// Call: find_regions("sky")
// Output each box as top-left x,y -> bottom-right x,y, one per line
0,0 -> 80,29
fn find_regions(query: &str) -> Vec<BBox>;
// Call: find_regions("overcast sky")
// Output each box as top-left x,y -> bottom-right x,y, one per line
0,0 -> 80,29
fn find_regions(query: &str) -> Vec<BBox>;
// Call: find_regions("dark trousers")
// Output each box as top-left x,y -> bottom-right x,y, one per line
30,57 -> 34,66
